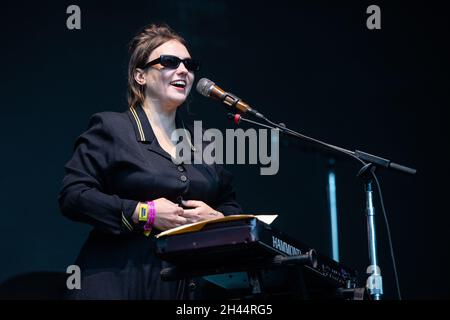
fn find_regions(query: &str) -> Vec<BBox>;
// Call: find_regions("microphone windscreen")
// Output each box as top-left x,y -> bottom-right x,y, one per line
196,78 -> 215,97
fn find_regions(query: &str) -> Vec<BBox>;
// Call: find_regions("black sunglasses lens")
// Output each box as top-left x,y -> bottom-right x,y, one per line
184,59 -> 200,71
160,56 -> 180,68
159,55 -> 200,71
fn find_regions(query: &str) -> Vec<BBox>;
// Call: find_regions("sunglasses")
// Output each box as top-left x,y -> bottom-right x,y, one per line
141,55 -> 200,72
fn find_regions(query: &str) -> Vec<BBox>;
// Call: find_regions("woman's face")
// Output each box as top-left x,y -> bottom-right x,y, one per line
143,39 -> 194,110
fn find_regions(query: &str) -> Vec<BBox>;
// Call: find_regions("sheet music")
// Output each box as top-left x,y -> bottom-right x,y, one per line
155,214 -> 278,238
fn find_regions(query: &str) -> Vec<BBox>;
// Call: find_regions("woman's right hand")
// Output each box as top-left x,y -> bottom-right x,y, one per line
132,198 -> 188,231
152,198 -> 188,231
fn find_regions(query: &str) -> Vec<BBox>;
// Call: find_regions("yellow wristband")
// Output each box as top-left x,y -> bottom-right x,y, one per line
138,203 -> 149,222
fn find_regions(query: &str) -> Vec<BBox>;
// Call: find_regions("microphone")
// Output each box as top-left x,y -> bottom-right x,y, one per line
196,78 -> 265,119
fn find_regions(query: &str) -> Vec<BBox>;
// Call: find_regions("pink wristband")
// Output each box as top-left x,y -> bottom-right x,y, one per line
144,201 -> 155,232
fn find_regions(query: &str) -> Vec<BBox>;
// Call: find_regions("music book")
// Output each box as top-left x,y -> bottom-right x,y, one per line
155,214 -> 278,238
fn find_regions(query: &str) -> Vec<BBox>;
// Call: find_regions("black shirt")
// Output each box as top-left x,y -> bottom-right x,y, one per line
58,105 -> 242,299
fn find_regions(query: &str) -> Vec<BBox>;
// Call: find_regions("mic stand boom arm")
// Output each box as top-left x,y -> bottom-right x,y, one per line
228,112 -> 416,175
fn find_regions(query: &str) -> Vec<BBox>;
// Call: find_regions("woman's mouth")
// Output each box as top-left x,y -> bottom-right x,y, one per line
170,80 -> 187,90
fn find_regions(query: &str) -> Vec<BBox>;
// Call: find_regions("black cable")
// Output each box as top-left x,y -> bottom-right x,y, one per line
373,173 -> 402,300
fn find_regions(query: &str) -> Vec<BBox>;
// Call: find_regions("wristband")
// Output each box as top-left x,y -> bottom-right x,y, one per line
143,201 -> 156,236
138,203 -> 149,222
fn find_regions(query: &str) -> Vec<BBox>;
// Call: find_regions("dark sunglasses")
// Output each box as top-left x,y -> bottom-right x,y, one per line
141,55 -> 200,72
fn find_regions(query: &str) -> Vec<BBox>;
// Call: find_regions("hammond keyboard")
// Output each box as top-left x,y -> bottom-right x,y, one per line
155,217 -> 358,292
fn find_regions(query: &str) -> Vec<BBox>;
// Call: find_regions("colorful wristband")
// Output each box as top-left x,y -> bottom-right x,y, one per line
143,201 -> 156,236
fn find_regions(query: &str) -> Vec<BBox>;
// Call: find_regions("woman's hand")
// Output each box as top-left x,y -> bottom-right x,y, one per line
180,200 -> 224,223
132,198 -> 188,231
153,198 -> 191,231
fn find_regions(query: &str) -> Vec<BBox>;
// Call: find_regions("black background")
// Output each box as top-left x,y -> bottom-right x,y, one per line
0,0 -> 448,299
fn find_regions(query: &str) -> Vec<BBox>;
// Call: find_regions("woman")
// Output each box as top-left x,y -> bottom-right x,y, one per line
58,23 -> 242,299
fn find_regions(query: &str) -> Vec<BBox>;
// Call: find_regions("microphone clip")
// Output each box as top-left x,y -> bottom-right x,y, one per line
221,92 -> 242,109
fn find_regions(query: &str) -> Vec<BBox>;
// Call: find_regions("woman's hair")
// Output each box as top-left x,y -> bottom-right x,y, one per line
127,23 -> 186,109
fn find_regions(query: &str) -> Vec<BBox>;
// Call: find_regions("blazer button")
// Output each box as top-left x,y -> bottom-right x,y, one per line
180,175 -> 187,182
177,165 -> 184,172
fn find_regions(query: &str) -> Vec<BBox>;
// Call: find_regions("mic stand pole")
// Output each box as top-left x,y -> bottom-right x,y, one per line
357,163 -> 382,300
227,112 -> 416,300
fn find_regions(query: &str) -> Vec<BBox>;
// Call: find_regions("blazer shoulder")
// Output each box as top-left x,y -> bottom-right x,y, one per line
88,111 -> 129,126
86,111 -> 134,137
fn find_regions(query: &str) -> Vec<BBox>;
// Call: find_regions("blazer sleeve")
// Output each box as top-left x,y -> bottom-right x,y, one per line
213,164 -> 243,216
58,113 -> 139,235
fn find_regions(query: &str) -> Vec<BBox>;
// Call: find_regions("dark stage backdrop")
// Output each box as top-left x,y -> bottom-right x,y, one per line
1,0 -> 448,299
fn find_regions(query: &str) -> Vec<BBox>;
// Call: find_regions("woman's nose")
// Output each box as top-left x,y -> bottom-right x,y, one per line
176,62 -> 189,74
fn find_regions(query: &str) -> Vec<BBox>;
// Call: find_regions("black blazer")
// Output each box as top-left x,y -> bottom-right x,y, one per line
59,105 -> 242,234
58,105 -> 242,299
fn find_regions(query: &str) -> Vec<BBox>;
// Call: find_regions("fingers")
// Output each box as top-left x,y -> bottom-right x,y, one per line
153,198 -> 216,228
175,215 -> 188,226
181,209 -> 198,216
182,200 -> 203,208
174,205 -> 184,215
179,210 -> 200,224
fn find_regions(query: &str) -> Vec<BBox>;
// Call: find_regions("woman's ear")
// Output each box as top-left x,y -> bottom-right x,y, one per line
134,68 -> 146,85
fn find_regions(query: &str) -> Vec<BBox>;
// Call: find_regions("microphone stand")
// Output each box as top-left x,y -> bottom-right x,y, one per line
226,112 -> 416,300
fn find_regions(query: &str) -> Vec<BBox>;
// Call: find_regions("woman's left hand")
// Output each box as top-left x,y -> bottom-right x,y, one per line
180,200 -> 224,223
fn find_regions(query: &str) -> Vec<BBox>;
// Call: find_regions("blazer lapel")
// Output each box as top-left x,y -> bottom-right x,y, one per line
127,105 -> 193,162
